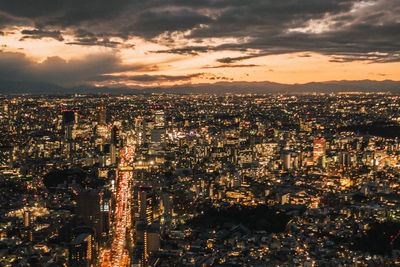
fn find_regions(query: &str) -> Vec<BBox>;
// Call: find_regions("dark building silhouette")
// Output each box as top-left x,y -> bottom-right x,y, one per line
76,190 -> 103,238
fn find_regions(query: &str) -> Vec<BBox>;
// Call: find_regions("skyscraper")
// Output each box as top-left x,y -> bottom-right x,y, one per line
77,190 -> 103,237
138,189 -> 153,225
23,210 -> 30,227
97,106 -> 107,125
154,109 -> 165,127
62,110 -> 76,141
111,125 -> 120,148
69,233 -> 93,267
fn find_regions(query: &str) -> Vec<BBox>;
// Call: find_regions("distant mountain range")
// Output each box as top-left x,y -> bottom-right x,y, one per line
0,79 -> 400,94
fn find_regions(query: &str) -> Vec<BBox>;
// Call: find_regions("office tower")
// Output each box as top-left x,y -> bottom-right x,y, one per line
139,191 -> 152,225
160,193 -> 172,223
141,120 -> 154,143
110,144 -> 118,166
313,137 -> 326,164
62,110 -> 75,141
145,226 -> 160,260
111,125 -> 120,148
138,187 -> 153,225
100,196 -> 111,234
135,221 -> 160,266
97,105 -> 107,125
135,220 -> 146,244
77,190 -> 103,237
150,128 -> 164,144
133,220 -> 146,266
69,233 -> 93,267
23,210 -> 30,227
62,110 -> 75,125
153,109 -> 165,127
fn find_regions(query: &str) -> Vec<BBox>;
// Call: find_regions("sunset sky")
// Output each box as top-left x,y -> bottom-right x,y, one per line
0,0 -> 399,87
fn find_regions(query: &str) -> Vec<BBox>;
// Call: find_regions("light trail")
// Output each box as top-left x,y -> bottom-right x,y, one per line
102,145 -> 135,267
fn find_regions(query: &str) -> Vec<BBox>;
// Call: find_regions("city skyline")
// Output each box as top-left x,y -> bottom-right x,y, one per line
3,93 -> 400,266
2,1 -> 400,266
0,0 -> 400,89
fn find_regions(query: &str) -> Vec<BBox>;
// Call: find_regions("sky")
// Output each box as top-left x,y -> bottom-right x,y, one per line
0,0 -> 399,87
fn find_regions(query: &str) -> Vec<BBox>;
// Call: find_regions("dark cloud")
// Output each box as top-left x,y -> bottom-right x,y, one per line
0,12 -> 13,29
128,73 -> 204,82
95,73 -> 204,83
151,46 -> 212,55
124,9 -> 212,39
65,29 -> 134,48
74,29 -> 96,38
0,10 -> 29,29
1,0 -> 400,65
216,54 -> 268,64
201,0 -> 400,62
188,0 -> 354,39
66,37 -> 132,48
203,64 -> 260,69
0,51 -> 154,86
0,0 -> 133,26
20,28 -> 64,41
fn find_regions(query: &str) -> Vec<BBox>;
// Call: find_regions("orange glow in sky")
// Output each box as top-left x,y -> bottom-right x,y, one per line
1,30 -> 398,87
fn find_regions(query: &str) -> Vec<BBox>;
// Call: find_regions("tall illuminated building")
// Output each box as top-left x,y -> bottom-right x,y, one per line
100,196 -> 111,234
97,105 -> 107,125
144,225 -> 160,263
313,137 -> 326,164
160,193 -> 172,224
110,144 -> 118,166
23,210 -> 30,227
154,109 -> 165,127
69,233 -> 93,267
138,188 -> 153,225
111,125 -> 120,147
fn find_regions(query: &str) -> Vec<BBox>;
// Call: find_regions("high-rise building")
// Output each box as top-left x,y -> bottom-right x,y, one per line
313,137 -> 326,164
69,233 -> 93,267
77,190 -> 103,237
62,110 -> 76,142
160,193 -> 172,223
97,106 -> 107,125
150,128 -> 164,144
110,144 -> 118,166
111,125 -> 120,148
145,225 -> 160,261
23,210 -> 30,228
100,196 -> 111,234
62,110 -> 75,125
139,193 -> 152,225
153,109 -> 165,127
138,187 -> 154,225
134,221 -> 160,266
